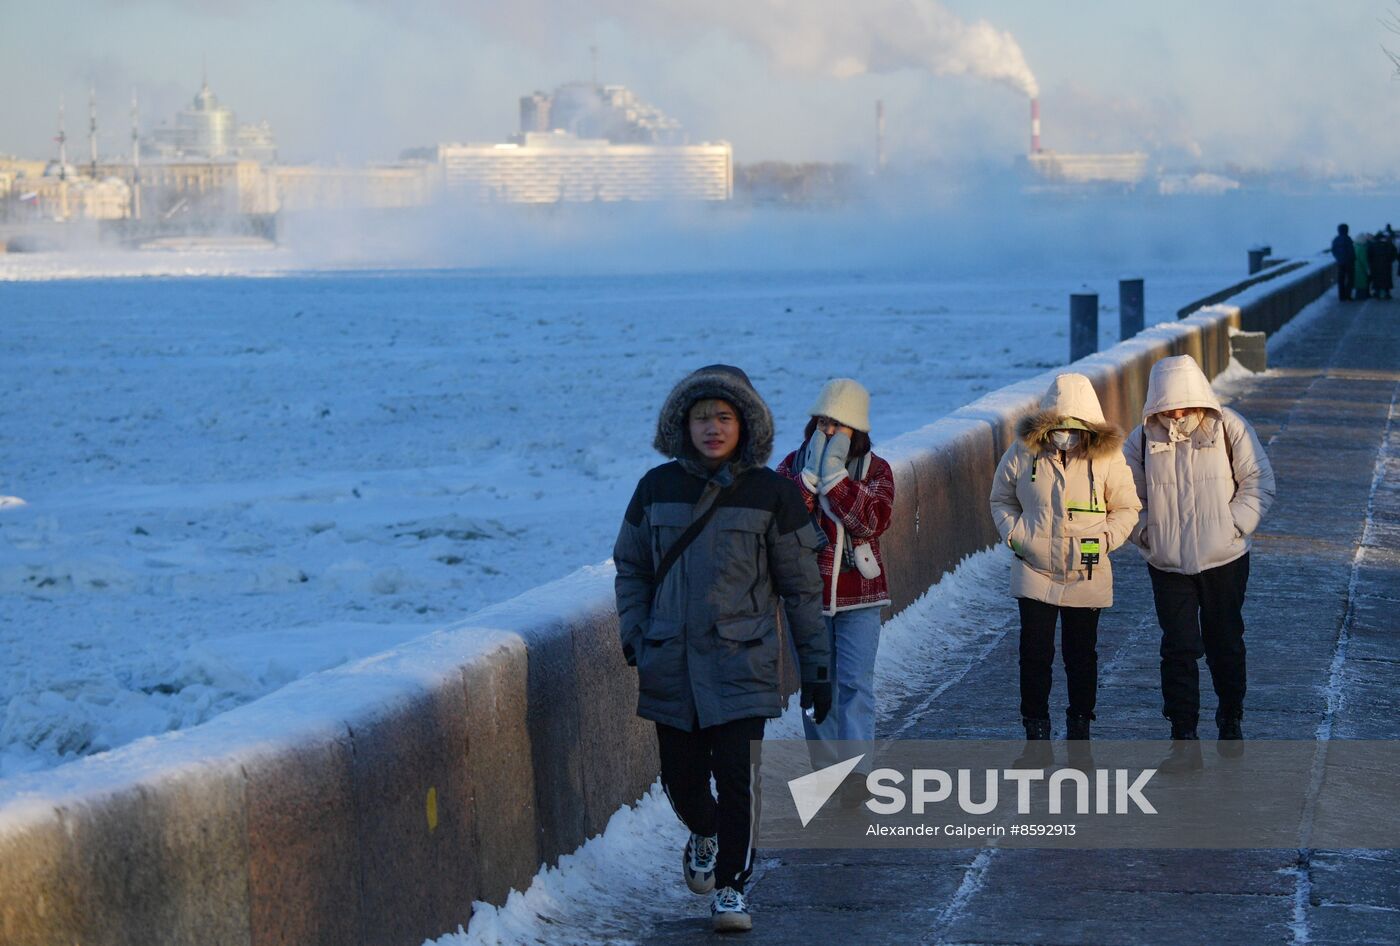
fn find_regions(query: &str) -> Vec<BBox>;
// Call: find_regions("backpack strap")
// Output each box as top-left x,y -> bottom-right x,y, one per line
1220,413 -> 1237,492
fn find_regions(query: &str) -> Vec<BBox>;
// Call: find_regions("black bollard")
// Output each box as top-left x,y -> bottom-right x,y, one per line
1119,278 -> 1144,340
1070,292 -> 1099,362
1247,244 -> 1272,274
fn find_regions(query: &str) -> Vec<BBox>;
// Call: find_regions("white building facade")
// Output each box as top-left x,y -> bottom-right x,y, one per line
145,82 -> 277,163
438,133 -> 732,204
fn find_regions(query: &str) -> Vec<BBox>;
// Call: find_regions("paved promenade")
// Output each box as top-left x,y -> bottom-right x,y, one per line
641,295 -> 1399,944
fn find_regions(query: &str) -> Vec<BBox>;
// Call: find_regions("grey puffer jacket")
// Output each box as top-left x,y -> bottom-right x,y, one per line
614,365 -> 829,731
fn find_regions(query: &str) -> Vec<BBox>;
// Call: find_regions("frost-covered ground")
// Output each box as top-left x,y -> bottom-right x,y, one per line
0,254 -> 1238,777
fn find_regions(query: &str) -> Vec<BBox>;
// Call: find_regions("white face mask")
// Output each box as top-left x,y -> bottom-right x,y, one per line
1167,413 -> 1202,440
1049,429 -> 1082,451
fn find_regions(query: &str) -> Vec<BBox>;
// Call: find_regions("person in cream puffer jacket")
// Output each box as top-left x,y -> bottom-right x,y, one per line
990,373 -> 1141,743
1123,355 -> 1276,743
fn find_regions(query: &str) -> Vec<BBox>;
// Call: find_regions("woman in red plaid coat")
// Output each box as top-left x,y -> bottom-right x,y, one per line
776,378 -> 895,805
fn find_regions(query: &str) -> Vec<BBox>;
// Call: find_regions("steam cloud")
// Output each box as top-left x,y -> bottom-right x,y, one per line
426,0 -> 1040,98
668,0 -> 1041,98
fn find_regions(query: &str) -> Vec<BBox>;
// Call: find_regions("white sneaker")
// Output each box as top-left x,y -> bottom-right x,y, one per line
682,833 -> 718,894
711,886 -> 752,932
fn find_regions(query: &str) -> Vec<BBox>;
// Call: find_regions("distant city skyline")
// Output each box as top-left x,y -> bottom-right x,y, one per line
2,1 -> 1398,174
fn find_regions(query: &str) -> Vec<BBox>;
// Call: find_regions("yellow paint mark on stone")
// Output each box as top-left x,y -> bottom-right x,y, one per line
426,786 -> 439,833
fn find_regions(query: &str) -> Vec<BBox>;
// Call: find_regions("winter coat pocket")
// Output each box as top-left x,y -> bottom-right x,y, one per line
1007,517 -> 1029,557
719,520 -> 768,612
637,615 -> 685,704
649,505 -> 693,564
715,612 -> 778,695
1067,513 -> 1108,572
1017,516 -> 1054,574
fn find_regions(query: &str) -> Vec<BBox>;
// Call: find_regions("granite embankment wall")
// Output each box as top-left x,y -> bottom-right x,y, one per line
0,259 -> 1334,946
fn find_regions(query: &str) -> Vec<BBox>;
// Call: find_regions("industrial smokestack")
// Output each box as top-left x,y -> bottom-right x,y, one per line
89,86 -> 99,178
131,91 -> 142,221
876,99 -> 886,173
56,98 -> 68,180
1030,97 -> 1041,154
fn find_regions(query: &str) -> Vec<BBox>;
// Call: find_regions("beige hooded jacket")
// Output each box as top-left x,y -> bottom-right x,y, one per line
1123,355 -> 1276,575
989,374 -> 1142,608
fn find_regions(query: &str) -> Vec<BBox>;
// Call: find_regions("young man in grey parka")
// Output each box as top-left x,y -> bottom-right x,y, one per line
614,364 -> 830,933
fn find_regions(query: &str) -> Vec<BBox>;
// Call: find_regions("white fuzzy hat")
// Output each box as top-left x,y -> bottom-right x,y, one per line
809,378 -> 871,432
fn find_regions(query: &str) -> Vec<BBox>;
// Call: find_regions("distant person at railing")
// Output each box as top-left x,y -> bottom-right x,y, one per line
989,373 -> 1140,763
1331,223 -> 1355,301
1368,229 -> 1397,300
1124,356 -> 1276,766
613,364 -> 830,934
1354,232 -> 1372,301
776,378 -> 896,808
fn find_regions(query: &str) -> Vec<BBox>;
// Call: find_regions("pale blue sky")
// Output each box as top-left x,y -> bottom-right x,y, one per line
2,0 -> 1397,172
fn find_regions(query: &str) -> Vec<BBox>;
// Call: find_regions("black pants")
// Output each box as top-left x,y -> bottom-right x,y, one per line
1017,598 -> 1100,721
1149,554 -> 1250,726
1337,262 -> 1354,301
656,716 -> 766,893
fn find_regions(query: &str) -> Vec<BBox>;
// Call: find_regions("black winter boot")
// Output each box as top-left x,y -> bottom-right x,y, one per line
839,771 -> 873,809
1014,718 -> 1053,768
1065,713 -> 1094,771
1217,712 -> 1244,758
1160,719 -> 1203,774
1066,713 -> 1092,741
1170,719 -> 1199,740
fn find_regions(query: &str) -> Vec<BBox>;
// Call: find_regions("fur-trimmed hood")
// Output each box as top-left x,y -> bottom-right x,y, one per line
1017,411 -> 1124,459
1016,372 -> 1124,459
653,364 -> 775,471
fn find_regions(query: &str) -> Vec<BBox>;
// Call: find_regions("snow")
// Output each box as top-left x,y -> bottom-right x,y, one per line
0,258 -> 1242,778
1265,281 -> 1340,356
1207,357 -> 1259,399
427,545 -> 1011,946
0,562 -> 613,811
1158,173 -> 1241,197
1284,863 -> 1314,945
0,247 -> 295,282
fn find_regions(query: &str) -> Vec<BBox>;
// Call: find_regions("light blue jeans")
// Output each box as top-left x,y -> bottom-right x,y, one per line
803,606 -> 882,773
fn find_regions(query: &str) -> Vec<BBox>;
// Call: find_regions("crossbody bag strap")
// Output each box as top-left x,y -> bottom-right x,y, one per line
653,477 -> 739,589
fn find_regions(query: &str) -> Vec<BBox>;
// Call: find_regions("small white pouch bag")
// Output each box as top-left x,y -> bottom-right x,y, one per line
852,542 -> 881,579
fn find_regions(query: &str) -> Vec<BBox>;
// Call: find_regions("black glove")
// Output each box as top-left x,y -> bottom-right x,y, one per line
622,641 -> 637,668
801,680 -> 833,725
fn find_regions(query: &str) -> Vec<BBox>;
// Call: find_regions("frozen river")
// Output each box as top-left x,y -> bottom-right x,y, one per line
1,257 -> 1240,776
